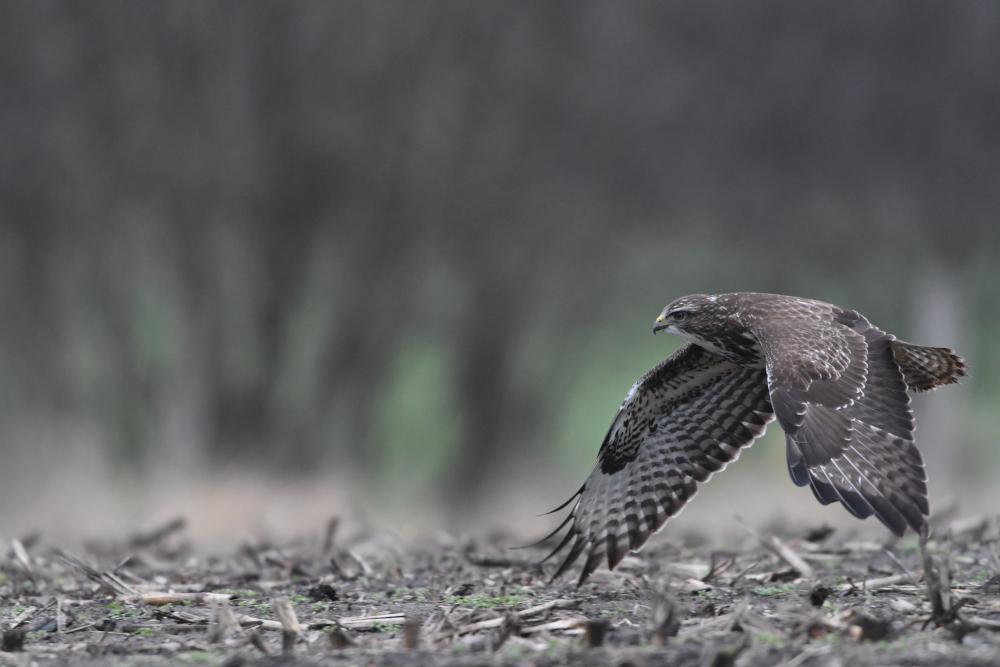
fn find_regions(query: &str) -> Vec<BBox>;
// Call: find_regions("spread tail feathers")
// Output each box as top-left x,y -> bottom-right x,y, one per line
891,340 -> 968,392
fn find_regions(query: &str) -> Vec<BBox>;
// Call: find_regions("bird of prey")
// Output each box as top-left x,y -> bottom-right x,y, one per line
539,292 -> 967,585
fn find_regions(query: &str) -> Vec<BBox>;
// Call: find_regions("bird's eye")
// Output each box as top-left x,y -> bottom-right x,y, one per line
672,311 -> 688,321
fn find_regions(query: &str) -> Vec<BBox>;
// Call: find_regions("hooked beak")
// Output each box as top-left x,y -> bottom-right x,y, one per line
653,314 -> 668,334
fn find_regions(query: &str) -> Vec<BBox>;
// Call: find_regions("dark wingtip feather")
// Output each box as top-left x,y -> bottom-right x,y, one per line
606,532 -> 622,572
808,474 -> 840,506
785,436 -> 810,486
897,496 -> 929,535
538,486 -> 584,516
538,522 -> 577,564
550,536 -> 587,583
883,515 -> 907,537
577,545 -> 605,587
815,466 -> 875,520
866,493 -> 909,537
512,509 -> 577,551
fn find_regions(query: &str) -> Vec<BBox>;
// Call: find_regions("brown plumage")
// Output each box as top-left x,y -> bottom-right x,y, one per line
891,340 -> 968,392
539,293 -> 967,585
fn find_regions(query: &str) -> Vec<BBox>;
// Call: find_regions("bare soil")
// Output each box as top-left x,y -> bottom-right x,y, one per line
2,514 -> 1000,666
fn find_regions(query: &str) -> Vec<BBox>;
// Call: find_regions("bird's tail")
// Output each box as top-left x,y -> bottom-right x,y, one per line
891,340 -> 968,392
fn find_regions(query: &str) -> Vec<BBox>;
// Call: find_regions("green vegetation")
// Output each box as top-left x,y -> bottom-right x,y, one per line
174,652 -> 219,665
371,622 -> 402,633
599,607 -> 628,616
105,600 -> 142,619
752,583 -> 797,596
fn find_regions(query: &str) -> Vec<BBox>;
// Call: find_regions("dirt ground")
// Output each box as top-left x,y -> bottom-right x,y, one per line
2,512 -> 1000,667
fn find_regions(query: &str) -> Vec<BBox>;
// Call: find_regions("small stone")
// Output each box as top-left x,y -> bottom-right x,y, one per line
889,598 -> 917,613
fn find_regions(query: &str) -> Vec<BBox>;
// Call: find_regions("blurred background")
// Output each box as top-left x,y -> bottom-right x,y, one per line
1,1 -> 998,547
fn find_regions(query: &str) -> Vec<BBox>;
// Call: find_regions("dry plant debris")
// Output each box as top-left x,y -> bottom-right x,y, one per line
0,515 -> 999,665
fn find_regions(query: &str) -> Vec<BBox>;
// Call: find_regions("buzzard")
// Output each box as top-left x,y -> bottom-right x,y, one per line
539,293 -> 967,585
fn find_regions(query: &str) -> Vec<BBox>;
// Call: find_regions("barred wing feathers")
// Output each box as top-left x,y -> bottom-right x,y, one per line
891,340 -> 968,392
754,308 -> 929,537
542,343 -> 773,585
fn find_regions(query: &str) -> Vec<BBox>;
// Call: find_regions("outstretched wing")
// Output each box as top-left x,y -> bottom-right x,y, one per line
753,306 -> 929,536
541,343 -> 773,585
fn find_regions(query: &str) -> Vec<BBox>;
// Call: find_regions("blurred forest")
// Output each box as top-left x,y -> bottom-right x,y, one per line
1,1 -> 999,535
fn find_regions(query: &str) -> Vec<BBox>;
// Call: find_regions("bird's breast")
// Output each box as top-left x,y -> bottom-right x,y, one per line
690,331 -> 765,367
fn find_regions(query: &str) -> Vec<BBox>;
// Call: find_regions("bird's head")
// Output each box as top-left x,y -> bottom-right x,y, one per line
653,294 -> 729,339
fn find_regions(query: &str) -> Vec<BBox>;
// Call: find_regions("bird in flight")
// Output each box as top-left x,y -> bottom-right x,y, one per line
539,293 -> 967,585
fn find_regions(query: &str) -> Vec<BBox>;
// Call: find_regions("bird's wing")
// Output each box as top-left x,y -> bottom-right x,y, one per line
751,307 -> 928,536
540,343 -> 773,585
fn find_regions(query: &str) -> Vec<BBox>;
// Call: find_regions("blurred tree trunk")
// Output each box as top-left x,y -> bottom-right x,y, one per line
148,294 -> 212,485
909,263 -> 967,505
146,214 -> 220,484
446,275 -> 526,509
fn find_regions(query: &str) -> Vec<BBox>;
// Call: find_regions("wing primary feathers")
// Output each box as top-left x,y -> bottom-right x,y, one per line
785,435 -> 810,486
539,486 -> 585,516
550,536 -> 588,582
537,342 -> 774,585
512,500 -> 580,551
606,531 -> 622,571
839,453 -> 909,536
578,546 -> 606,586
540,524 -> 578,564
808,472 -> 840,505
828,458 -> 876,519
817,465 -> 872,520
